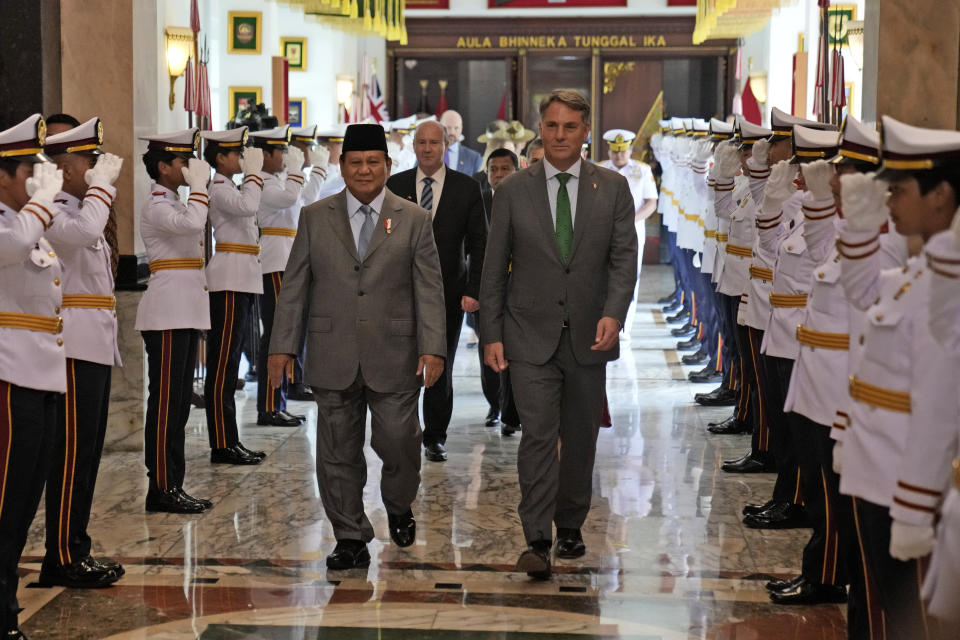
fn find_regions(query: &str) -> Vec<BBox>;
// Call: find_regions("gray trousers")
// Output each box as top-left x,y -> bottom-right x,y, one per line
509,329 -> 606,543
312,373 -> 422,542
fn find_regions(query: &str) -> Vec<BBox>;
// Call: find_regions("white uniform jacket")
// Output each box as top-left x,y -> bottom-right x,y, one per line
315,163 -> 346,201
715,176 -> 753,298
745,191 -> 803,332
0,201 -> 66,392
46,186 -> 121,366
257,169 -> 306,274
134,183 -> 211,331
206,172 -> 264,294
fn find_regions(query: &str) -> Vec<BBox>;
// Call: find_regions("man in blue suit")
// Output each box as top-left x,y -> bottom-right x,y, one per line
440,110 -> 482,176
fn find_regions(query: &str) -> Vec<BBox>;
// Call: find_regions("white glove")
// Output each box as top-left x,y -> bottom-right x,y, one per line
951,204 -> 960,249
840,172 -> 889,232
752,138 -> 770,167
284,147 -> 305,175
832,441 -> 844,474
761,160 -> 797,214
692,252 -> 701,268
715,142 -> 741,179
25,162 -> 64,207
239,147 -> 264,175
694,140 -> 713,164
308,145 -> 330,170
84,152 -> 123,186
181,157 -> 211,193
800,159 -> 835,201
890,521 -> 935,561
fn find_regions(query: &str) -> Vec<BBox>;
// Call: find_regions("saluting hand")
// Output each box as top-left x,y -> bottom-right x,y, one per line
267,354 -> 295,390
591,316 -> 620,351
417,355 -> 445,388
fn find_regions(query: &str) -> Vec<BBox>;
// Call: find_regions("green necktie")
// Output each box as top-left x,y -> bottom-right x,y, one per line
555,172 -> 573,262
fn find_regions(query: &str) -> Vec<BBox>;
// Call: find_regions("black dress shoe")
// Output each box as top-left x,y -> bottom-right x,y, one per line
516,540 -> 552,580
191,392 -> 205,408
501,422 -> 518,436
743,499 -> 777,517
671,322 -> 696,337
146,487 -> 205,514
689,368 -> 723,383
387,509 -> 416,547
769,579 -> 847,605
85,556 -> 125,578
744,503 -> 809,529
281,409 -> 306,422
176,487 -> 212,510
707,417 -> 750,434
766,574 -> 803,592
237,442 -> 266,459
666,311 -> 690,324
658,292 -> 679,305
326,540 -> 370,570
257,411 -> 301,426
721,455 -> 774,473
287,383 -> 314,401
676,337 -> 701,351
708,413 -> 735,427
424,442 -> 447,462
485,408 -> 500,427
39,556 -> 120,588
555,528 -> 586,559
661,302 -> 681,314
235,378 -> 246,390
695,388 -> 737,406
682,350 -> 709,365
244,368 -> 258,382
210,445 -> 263,465
6,626 -> 28,639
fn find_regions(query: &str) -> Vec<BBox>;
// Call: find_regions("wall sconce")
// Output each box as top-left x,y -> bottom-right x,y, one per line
749,72 -> 768,104
336,75 -> 355,106
846,20 -> 865,71
165,27 -> 194,110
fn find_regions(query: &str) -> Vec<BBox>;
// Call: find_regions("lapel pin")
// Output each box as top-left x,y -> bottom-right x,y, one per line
385,218 -> 393,234
593,183 -> 597,190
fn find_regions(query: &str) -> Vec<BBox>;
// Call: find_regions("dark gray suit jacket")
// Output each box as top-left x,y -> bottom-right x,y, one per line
269,188 -> 447,392
479,159 -> 638,366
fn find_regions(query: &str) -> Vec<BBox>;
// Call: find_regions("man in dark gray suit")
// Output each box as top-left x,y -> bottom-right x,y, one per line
440,110 -> 483,176
268,124 -> 447,570
480,90 -> 638,579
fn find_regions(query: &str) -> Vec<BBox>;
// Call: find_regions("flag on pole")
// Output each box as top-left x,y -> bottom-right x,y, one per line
198,59 -> 211,121
190,0 -> 200,34
184,57 -> 197,113
366,73 -> 389,123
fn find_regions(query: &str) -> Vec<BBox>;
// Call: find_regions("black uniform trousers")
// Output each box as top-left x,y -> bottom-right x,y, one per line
665,231 -> 684,306
791,413 -> 854,588
850,497 -> 934,640
44,359 -> 111,567
143,329 -> 198,492
423,302 -> 464,446
257,272 -> 287,414
205,291 -> 253,449
471,311 -> 501,416
499,368 -> 520,427
741,325 -> 771,457
693,270 -> 720,371
0,381 -> 58,632
763,354 -> 802,505
717,292 -> 739,388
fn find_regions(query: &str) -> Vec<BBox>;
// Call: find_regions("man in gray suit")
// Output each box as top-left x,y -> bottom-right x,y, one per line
267,123 -> 447,570
480,90 -> 638,579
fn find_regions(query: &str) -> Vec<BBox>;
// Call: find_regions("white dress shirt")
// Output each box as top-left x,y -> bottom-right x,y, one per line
415,164 -> 446,215
346,187 -> 386,252
543,158 -> 581,226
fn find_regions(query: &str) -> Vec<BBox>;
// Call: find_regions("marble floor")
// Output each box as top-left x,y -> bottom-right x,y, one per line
17,265 -> 845,639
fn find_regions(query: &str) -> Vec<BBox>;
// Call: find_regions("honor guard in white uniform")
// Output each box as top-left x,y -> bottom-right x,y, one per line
135,128 -> 214,514
252,125 -> 307,426
200,127 -> 267,465
915,220 -> 960,630
838,116 -> 960,638
315,125 -> 348,200
290,125 -> 330,207
598,128 -> 657,340
40,117 -> 125,588
0,114 -> 66,639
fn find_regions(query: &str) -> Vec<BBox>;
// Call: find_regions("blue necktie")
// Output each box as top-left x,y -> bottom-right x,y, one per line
357,204 -> 375,258
420,176 -> 434,214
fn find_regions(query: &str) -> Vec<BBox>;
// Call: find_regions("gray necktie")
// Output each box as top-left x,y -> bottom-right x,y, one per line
357,204 -> 375,258
420,176 -> 434,213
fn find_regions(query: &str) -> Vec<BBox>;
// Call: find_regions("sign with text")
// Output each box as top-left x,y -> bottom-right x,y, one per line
488,0 -> 625,6
455,33 -> 669,49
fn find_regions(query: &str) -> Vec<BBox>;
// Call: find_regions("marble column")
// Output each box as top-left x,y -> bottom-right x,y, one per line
60,0 -> 147,451
872,0 -> 960,129
0,0 -> 61,123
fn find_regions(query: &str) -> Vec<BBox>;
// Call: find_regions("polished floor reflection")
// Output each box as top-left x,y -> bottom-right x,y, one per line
18,266 -> 845,639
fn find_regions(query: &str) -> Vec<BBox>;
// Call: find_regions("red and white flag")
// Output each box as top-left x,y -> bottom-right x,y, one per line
366,73 -> 389,123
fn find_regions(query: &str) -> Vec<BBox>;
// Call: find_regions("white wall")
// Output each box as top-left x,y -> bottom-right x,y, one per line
738,0 -> 865,125
409,0 -> 695,18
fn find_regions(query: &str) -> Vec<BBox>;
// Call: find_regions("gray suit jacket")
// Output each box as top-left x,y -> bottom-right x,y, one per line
479,159 -> 638,366
269,188 -> 447,392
